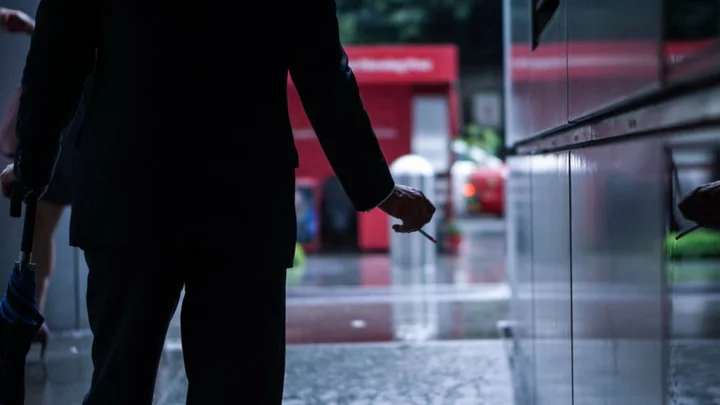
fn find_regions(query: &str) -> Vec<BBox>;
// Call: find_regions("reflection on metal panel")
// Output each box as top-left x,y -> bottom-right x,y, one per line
666,130 -> 720,403
506,156 -> 535,404
567,0 -> 662,120
530,152 -> 572,405
664,0 -> 720,82
505,0 -> 568,146
570,140 -> 665,405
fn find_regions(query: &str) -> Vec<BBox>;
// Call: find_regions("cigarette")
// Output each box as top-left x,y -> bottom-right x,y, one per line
418,229 -> 437,243
675,225 -> 701,240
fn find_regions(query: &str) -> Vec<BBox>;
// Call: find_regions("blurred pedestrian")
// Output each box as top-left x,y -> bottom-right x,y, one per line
0,6 -> 89,357
1,0 -> 435,404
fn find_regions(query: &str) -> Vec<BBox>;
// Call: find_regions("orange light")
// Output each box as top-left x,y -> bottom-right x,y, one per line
463,183 -> 476,198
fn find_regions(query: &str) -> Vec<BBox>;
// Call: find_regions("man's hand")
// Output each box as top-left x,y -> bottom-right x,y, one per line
1,163 -> 47,200
0,8 -> 35,35
1,164 -> 18,199
379,184 -> 436,233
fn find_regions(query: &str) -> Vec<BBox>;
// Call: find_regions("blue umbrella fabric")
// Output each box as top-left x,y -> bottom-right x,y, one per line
0,188 -> 44,405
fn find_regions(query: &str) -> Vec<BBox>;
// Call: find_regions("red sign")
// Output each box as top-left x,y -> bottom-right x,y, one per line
288,45 -> 458,85
286,44 -> 459,253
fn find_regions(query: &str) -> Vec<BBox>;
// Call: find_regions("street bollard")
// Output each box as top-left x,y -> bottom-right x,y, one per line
389,154 -> 439,341
389,155 -> 438,275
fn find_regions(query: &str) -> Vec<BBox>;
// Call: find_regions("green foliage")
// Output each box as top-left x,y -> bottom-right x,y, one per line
461,124 -> 502,156
336,0 -> 502,67
293,243 -> 307,267
665,0 -> 720,40
288,243 -> 307,286
445,222 -> 462,236
667,229 -> 720,259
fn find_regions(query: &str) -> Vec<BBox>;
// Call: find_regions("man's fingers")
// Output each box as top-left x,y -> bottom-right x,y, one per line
1,179 -> 16,198
1,164 -> 17,199
393,221 -> 422,233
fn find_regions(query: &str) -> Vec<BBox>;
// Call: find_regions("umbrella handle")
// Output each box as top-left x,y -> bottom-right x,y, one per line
9,184 -> 37,267
21,198 -> 37,258
10,183 -> 22,218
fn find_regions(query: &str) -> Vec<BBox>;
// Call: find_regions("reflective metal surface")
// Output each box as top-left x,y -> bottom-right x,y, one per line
530,152 -> 572,405
664,0 -> 720,83
566,0 -> 662,120
504,0 -> 568,145
505,156 -> 534,403
507,140 -> 668,404
666,130 -> 720,404
514,82 -> 720,155
505,0 -> 668,147
570,140 -> 666,405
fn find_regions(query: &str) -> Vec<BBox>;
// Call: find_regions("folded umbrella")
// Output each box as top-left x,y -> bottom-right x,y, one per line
0,186 -> 44,405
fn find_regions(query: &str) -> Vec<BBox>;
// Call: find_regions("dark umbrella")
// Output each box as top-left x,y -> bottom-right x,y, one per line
0,186 -> 44,405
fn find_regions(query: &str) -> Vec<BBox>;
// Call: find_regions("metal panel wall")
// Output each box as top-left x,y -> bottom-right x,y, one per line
505,156 -> 535,404
530,153 -> 572,405
566,0 -> 662,120
508,140 -> 668,404
570,140 -> 666,405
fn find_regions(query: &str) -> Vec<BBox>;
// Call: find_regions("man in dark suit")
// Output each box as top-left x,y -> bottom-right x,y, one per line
1,0 -> 435,403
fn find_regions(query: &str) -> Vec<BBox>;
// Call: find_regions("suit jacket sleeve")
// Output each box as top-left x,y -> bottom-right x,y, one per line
13,0 -> 97,190
288,0 -> 395,212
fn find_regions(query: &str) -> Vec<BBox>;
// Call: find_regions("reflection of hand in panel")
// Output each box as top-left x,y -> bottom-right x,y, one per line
677,180 -> 720,238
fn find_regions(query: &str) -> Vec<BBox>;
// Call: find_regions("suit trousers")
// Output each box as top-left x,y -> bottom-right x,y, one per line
80,246 -> 287,405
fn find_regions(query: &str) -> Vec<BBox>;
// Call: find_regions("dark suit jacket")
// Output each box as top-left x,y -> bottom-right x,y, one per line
14,0 -> 395,266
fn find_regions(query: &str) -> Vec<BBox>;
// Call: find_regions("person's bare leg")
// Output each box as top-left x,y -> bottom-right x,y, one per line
33,201 -> 65,313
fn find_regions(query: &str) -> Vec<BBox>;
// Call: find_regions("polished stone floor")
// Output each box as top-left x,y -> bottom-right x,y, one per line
24,337 -> 515,405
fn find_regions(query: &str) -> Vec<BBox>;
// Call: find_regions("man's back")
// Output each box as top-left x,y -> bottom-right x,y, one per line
2,3 -> 434,403
86,2 -> 298,173
15,0 -> 396,262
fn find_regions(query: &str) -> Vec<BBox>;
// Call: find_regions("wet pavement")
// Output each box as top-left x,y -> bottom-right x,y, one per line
22,218 -> 512,404
24,336 -> 515,405
22,216 -> 720,404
